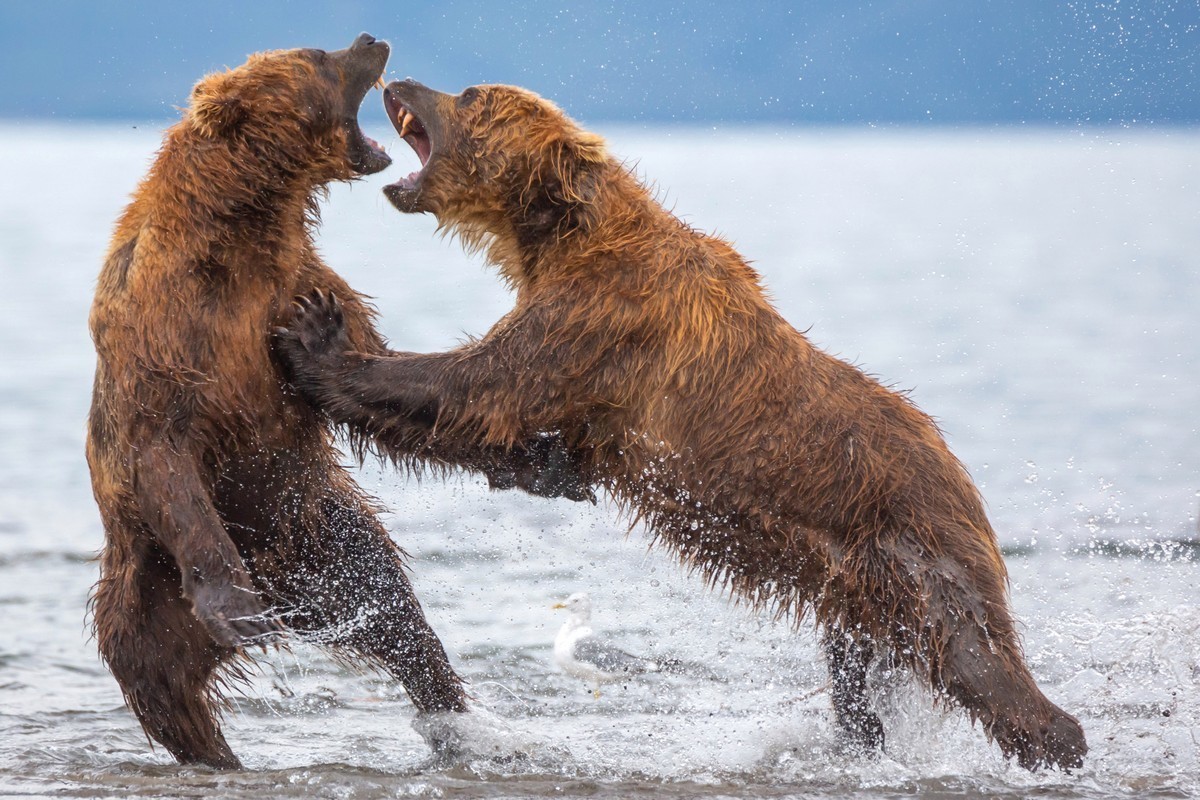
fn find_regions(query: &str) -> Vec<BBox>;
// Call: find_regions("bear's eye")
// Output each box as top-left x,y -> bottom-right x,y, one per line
457,87 -> 482,109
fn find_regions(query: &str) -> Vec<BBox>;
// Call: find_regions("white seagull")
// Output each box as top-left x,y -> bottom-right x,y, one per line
551,592 -> 670,697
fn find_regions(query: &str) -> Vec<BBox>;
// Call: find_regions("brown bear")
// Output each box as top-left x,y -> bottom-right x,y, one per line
274,80 -> 1088,771
87,41 -> 586,769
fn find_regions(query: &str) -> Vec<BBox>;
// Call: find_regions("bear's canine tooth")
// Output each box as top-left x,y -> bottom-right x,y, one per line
399,111 -> 413,138
374,76 -> 386,90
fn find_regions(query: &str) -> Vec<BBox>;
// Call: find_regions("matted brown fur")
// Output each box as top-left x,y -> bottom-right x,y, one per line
86,42 -> 579,769
277,80 -> 1088,771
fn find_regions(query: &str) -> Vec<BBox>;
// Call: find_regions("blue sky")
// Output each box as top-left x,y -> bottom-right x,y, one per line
1,1 -> 1197,124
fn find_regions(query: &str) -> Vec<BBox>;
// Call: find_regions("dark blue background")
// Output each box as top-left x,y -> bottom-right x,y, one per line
2,1 -> 1197,124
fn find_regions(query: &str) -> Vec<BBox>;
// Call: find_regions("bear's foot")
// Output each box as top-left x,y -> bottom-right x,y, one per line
993,705 -> 1088,772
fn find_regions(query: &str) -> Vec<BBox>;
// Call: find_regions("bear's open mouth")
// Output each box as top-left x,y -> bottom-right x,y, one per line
337,35 -> 392,176
344,76 -> 392,176
383,88 -> 432,194
354,127 -> 389,169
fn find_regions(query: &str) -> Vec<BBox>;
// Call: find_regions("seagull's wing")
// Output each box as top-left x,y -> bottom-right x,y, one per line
573,635 -> 656,675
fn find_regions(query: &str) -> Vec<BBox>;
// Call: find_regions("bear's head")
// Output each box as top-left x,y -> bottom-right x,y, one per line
187,33 -> 392,181
380,80 -> 608,246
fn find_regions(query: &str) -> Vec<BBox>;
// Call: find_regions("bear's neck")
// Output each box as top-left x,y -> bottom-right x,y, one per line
510,166 -> 665,288
142,126 -> 323,278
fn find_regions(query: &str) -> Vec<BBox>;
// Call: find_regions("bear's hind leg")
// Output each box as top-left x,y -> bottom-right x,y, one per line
265,495 -> 468,714
859,536 -> 1087,771
94,542 -> 242,768
935,612 -> 1087,771
824,630 -> 885,755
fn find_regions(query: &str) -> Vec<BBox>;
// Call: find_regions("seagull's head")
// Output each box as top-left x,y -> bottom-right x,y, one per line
552,591 -> 592,620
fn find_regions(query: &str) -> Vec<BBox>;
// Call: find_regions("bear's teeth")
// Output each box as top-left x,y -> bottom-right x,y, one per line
374,76 -> 386,90
399,111 -> 413,138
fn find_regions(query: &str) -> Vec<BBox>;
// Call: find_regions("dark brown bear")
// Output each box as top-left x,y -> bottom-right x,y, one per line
87,42 -> 584,769
275,80 -> 1088,771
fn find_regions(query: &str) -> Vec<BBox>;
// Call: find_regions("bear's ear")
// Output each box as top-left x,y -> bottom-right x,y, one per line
569,131 -> 607,166
189,72 -> 248,138
550,130 -> 608,204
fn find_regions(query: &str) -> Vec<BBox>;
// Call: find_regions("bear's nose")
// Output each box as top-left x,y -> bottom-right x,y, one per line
352,32 -> 377,48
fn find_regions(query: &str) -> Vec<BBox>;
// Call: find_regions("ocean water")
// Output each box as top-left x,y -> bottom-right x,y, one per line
0,121 -> 1197,799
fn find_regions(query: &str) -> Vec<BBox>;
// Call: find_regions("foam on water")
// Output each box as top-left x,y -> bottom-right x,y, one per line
411,708 -> 573,769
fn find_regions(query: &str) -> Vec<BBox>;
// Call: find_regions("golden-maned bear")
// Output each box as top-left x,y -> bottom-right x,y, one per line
276,79 -> 1086,771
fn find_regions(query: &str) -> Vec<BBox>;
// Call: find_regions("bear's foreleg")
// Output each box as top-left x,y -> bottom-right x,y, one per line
274,290 -> 589,499
133,442 -> 284,648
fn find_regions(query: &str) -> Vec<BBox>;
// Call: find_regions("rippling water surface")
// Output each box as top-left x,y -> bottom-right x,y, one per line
0,122 -> 1197,798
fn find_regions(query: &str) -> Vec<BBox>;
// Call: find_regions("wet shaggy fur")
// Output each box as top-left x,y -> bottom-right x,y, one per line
276,81 -> 1088,771
86,43 -> 579,769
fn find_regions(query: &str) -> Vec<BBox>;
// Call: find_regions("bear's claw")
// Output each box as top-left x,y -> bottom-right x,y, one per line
274,289 -> 353,403
285,288 -> 350,357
